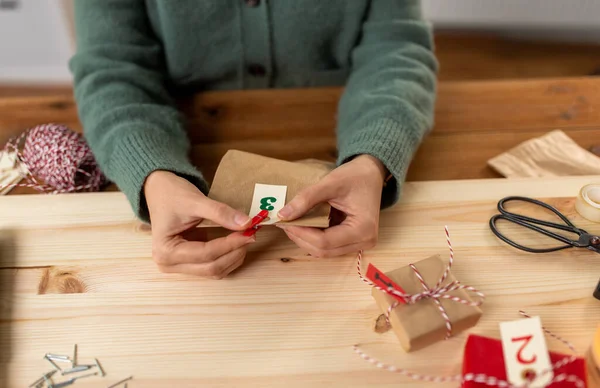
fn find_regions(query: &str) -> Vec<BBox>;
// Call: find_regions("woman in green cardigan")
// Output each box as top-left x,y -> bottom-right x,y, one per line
70,0 -> 438,278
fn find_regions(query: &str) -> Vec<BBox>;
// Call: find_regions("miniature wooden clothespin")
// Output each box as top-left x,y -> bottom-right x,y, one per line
243,209 -> 269,237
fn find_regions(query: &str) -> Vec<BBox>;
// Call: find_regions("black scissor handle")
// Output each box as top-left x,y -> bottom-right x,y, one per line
497,196 -> 578,232
489,214 -> 575,253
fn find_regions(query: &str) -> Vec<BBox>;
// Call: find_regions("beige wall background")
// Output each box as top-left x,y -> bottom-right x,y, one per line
61,0 -> 74,47
0,0 -> 73,83
1,0 -> 599,84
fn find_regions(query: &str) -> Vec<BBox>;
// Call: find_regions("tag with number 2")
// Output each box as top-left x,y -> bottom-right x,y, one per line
499,316 -> 553,387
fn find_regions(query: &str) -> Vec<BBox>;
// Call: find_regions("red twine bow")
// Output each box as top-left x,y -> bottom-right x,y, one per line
0,124 -> 106,194
353,226 -> 585,387
358,226 -> 484,339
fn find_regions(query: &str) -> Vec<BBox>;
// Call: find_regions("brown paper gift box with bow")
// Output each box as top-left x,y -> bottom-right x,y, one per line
199,150 -> 332,228
371,255 -> 483,352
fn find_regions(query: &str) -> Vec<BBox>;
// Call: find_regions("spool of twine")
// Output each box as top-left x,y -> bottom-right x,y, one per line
1,123 -> 107,193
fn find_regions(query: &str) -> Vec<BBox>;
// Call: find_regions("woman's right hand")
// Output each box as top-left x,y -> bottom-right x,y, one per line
144,170 -> 255,278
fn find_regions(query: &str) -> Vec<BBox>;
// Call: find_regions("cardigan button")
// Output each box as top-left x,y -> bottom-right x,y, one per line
247,64 -> 266,77
245,0 -> 260,7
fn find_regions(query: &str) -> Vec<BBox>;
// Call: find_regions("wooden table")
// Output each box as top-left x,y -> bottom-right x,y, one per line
1,176 -> 599,387
0,77 -> 599,193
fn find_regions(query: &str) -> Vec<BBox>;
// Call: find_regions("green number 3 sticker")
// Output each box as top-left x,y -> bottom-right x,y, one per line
260,197 -> 277,211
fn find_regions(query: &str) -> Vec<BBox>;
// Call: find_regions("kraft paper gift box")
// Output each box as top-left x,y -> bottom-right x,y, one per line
199,150 -> 331,228
371,255 -> 483,352
462,334 -> 588,388
488,130 -> 600,178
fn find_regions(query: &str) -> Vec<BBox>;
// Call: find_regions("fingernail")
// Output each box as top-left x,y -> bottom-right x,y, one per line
246,236 -> 257,244
235,214 -> 251,226
278,206 -> 292,219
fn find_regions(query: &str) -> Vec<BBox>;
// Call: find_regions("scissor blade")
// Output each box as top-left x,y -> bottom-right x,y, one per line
585,245 -> 600,254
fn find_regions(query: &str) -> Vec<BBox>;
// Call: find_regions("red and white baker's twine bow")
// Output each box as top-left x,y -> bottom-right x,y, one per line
353,226 -> 585,388
0,124 -> 105,194
357,226 -> 485,339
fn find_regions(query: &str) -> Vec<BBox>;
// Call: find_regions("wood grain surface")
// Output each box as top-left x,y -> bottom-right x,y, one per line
3,30 -> 600,98
434,32 -> 600,81
0,77 -> 599,197
1,176 -> 599,387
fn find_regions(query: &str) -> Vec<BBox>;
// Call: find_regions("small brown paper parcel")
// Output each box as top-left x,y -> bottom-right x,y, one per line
199,150 -> 331,228
371,255 -> 483,352
488,129 -> 600,178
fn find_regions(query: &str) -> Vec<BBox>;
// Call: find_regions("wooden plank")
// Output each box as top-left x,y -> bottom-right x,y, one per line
408,128 -> 600,181
0,84 -> 72,98
184,77 -> 600,138
0,176 -> 599,386
5,126 -> 600,194
0,97 -> 80,142
434,32 -> 600,81
3,31 -> 600,98
1,77 -> 598,139
194,127 -> 600,182
0,77 -> 599,188
433,78 -> 600,133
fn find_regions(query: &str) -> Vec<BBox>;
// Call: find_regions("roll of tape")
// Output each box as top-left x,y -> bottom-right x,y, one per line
575,184 -> 600,223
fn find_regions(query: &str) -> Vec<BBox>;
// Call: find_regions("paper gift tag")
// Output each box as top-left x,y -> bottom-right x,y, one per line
0,151 -> 17,172
249,183 -> 287,225
499,316 -> 553,387
366,263 -> 406,303
0,170 -> 22,195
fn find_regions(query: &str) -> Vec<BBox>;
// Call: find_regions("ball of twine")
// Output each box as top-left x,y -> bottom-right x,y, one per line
2,123 -> 107,193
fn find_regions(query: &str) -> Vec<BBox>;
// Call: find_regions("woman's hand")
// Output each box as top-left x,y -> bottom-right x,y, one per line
144,170 -> 255,278
277,155 -> 386,257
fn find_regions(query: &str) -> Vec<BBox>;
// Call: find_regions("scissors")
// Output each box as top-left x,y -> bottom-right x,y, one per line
489,196 -> 600,254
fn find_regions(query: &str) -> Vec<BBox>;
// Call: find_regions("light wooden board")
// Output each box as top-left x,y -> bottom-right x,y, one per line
1,176 -> 599,387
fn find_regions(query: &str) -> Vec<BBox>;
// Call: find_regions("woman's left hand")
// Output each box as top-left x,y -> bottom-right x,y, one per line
277,154 -> 387,257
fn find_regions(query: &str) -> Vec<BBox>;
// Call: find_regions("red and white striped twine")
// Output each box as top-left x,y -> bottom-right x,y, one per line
0,124 -> 106,194
354,226 -> 584,387
357,225 -> 485,338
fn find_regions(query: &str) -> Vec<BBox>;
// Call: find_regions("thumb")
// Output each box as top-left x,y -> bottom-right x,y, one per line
197,196 -> 252,231
278,183 -> 333,221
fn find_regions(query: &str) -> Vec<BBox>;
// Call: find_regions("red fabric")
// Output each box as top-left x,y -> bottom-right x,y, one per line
462,334 -> 587,387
